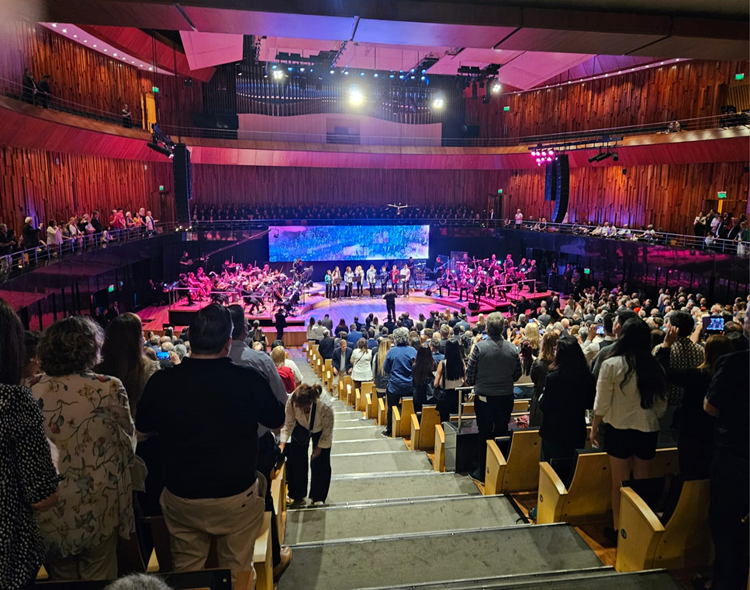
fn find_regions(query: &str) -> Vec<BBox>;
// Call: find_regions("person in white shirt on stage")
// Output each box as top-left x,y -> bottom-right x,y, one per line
343,266 -> 354,298
401,263 -> 411,297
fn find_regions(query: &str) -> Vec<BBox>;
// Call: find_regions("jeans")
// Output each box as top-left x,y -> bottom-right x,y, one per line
287,430 -> 332,503
475,395 -> 515,476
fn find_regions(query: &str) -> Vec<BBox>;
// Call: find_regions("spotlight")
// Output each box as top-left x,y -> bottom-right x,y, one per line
431,97 -> 445,110
360,72 -> 365,76
300,67 -> 305,72
146,140 -> 173,158
272,69 -> 284,81
374,73 -> 379,77
491,82 -> 502,94
330,69 -> 335,74
348,85 -> 364,106
612,153 -> 619,162
344,70 -> 349,75
271,64 -> 277,69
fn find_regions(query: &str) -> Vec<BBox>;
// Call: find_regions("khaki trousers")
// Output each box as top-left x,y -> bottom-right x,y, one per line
46,533 -> 118,581
160,476 -> 266,587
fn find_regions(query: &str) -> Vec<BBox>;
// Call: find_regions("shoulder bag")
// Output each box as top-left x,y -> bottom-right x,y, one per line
291,402 -> 317,447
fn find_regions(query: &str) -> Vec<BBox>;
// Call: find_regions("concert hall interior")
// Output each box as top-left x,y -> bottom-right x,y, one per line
0,1 -> 749,590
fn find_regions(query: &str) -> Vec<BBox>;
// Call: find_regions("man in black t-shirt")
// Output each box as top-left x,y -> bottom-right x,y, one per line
137,304 -> 285,581
383,287 -> 397,322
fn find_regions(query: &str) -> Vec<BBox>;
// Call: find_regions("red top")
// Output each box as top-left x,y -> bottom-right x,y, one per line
277,365 -> 296,393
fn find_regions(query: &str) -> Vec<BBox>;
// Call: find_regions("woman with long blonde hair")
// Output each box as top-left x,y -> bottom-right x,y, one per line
372,338 -> 392,399
524,322 -> 540,354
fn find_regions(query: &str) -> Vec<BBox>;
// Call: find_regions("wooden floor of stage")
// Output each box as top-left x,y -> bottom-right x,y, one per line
137,283 -> 554,345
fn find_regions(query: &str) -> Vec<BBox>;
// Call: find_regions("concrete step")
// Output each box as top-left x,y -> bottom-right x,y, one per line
322,472 -> 480,506
331,450 -> 432,477
334,418 -> 376,429
333,425 -> 386,441
330,438 -> 408,455
277,524 -> 603,590
285,495 -> 523,546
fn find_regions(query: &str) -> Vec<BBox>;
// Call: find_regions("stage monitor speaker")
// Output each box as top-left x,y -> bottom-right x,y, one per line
552,154 -> 570,223
468,302 -> 480,311
544,162 -> 557,201
173,143 -> 192,224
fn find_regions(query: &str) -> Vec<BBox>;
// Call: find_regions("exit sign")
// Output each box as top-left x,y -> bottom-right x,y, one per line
497,189 -> 503,194
718,191 -> 727,199
159,185 -> 165,192
152,86 -> 159,93
736,73 -> 745,80
503,106 -> 510,111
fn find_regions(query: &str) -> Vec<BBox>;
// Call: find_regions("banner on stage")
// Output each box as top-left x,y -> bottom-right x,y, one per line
269,225 -> 429,262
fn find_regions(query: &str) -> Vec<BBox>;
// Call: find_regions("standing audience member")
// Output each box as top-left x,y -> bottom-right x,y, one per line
383,327 -> 417,436
136,304 -> 285,582
318,329 -> 334,360
226,305 -> 292,581
701,315 -> 749,590
281,384 -> 334,506
272,346 -> 296,394
350,338 -> 373,392
96,313 -> 159,416
0,298 -> 60,590
529,332 -> 560,427
465,312 -> 522,482
372,338 -> 392,400
539,336 -> 596,461
36,74 -> 52,108
412,345 -> 436,413
656,328 -> 734,479
29,316 -> 136,580
22,68 -> 36,104
331,338 -> 353,392
590,318 -> 667,540
433,338 -> 465,423
121,104 -> 132,128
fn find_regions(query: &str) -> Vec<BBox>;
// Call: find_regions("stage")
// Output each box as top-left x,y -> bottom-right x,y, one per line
137,282 -> 555,347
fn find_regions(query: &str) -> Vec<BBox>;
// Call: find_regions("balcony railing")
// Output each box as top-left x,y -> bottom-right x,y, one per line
2,75 -> 746,148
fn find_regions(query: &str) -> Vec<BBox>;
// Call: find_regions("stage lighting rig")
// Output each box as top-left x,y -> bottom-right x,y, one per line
146,124 -> 175,159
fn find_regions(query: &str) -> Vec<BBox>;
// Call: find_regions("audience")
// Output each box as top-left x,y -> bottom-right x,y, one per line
383,327 -> 417,437
136,304 -> 285,581
272,346 -> 297,393
0,298 -> 60,590
281,383 -> 334,507
350,337 -> 373,391
412,345 -> 436,413
29,316 -> 136,580
465,312 -> 522,482
433,338 -> 466,423
590,318 -> 667,541
529,331 -> 559,427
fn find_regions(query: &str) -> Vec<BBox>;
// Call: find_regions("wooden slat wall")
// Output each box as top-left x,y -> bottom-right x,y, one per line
467,60 -> 749,138
0,21 -> 202,130
191,162 -> 748,234
0,146 -> 174,235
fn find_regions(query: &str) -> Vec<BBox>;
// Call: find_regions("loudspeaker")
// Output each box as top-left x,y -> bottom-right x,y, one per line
544,162 -> 557,201
468,302 -> 480,311
552,154 -> 570,223
173,143 -> 192,224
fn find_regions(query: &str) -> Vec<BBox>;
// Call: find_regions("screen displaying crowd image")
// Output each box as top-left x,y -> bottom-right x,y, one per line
269,225 -> 430,262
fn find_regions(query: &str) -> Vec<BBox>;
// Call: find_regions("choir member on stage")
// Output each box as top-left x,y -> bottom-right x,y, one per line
401,263 -> 411,297
332,266 -> 342,299
354,265 -> 365,296
390,264 -> 400,293
344,266 -> 354,298
379,264 -> 389,295
367,265 -> 377,297
325,270 -> 333,299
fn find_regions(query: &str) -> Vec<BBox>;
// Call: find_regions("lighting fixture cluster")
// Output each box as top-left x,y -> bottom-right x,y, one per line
588,150 -> 619,163
531,149 -> 556,166
146,124 -> 176,159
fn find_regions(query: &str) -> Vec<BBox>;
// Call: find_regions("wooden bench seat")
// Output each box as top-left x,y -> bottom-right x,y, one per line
484,428 -> 542,495
410,406 -> 441,451
537,447 -> 679,525
616,476 -> 712,573
391,398 -> 415,438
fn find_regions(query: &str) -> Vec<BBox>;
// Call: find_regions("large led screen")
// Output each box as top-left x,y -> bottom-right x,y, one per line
269,225 -> 430,262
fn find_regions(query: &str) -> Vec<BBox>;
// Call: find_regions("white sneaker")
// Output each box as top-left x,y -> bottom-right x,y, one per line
311,500 -> 325,507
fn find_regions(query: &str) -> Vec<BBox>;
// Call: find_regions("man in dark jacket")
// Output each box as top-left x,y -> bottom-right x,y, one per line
331,339 -> 353,377
318,330 -> 335,360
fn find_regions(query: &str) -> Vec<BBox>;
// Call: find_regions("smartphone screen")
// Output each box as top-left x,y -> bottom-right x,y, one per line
596,325 -> 605,336
156,351 -> 170,360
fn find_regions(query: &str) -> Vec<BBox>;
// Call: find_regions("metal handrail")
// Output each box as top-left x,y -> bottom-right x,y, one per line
0,76 -> 147,129
0,222 -> 180,279
192,218 -> 749,255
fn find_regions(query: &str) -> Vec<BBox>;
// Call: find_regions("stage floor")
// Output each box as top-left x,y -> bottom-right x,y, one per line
137,282 -> 554,340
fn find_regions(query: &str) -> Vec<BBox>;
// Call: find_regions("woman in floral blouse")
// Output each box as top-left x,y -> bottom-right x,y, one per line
28,316 -> 136,580
0,298 -> 60,590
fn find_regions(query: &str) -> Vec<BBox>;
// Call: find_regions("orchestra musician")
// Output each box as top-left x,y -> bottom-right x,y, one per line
406,256 -> 415,287
367,264 -> 377,297
293,257 -> 304,277
344,266 -> 354,298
